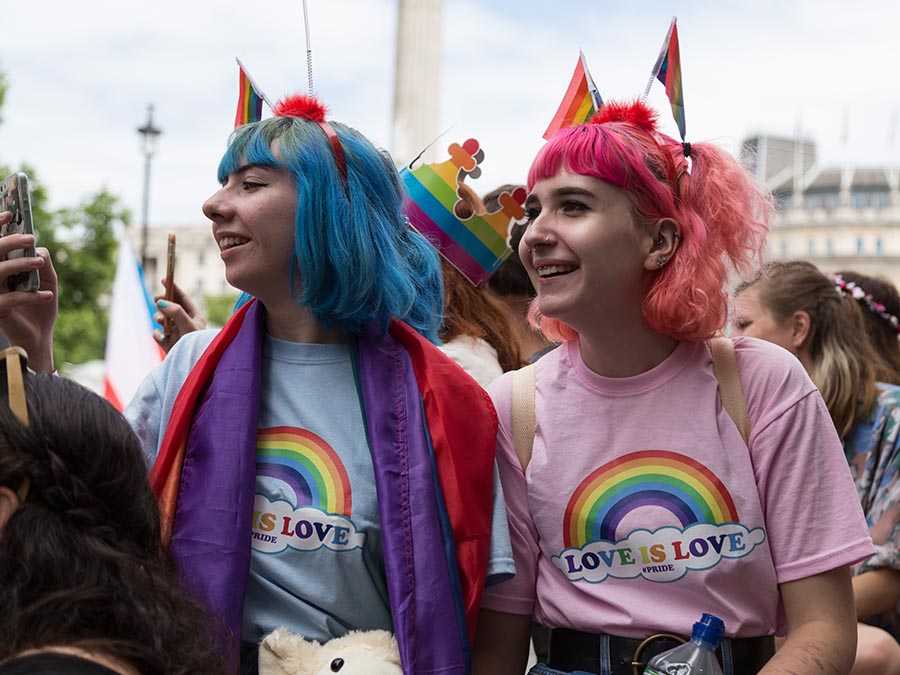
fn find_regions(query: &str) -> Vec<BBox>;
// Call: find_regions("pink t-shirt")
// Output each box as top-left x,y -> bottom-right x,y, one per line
482,337 -> 874,637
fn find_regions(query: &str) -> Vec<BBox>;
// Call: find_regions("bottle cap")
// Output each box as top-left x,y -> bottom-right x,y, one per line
691,613 -> 725,647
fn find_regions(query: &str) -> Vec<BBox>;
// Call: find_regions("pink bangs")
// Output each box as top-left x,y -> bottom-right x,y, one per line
524,122 -> 770,344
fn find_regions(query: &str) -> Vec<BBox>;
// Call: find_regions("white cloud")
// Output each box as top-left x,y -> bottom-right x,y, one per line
251,496 -> 365,554
553,522 -> 767,584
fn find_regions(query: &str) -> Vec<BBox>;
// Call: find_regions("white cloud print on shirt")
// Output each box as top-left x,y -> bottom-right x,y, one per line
553,522 -> 767,584
251,495 -> 366,553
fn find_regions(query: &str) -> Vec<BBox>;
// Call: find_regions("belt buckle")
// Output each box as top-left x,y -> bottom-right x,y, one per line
630,633 -> 685,675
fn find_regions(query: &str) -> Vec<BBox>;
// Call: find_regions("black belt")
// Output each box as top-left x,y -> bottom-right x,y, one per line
547,627 -> 775,675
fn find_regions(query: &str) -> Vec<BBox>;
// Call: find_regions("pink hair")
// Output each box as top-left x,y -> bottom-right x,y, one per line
526,102 -> 772,343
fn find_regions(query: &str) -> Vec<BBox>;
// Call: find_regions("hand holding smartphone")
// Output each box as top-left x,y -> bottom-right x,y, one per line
163,234 -> 177,338
0,173 -> 40,292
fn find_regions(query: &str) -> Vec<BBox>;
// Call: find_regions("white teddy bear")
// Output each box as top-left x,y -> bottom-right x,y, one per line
259,628 -> 403,675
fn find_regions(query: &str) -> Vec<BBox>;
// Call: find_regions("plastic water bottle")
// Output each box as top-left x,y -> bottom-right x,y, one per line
643,613 -> 725,675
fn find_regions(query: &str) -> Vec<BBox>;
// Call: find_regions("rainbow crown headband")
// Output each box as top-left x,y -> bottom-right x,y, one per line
401,139 -> 527,286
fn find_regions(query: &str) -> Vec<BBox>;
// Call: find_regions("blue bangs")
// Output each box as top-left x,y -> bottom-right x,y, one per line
217,121 -> 284,183
216,117 -> 443,343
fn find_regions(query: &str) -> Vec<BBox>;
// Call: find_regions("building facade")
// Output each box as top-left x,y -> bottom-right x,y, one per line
742,134 -> 900,287
128,223 -> 235,303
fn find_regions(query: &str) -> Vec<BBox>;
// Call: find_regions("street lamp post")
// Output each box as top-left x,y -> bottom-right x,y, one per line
137,104 -> 162,272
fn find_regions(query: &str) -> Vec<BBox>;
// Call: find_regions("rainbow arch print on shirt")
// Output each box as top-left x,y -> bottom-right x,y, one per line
563,450 -> 738,548
256,427 -> 352,515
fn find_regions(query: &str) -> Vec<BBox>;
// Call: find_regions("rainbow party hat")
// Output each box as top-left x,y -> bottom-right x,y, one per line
401,139 -> 527,286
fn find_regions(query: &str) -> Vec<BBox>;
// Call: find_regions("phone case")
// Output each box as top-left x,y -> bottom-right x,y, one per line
0,172 -> 40,292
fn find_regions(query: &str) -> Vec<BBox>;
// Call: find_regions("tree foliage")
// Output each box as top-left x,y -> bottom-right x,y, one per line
50,192 -> 130,366
1,66 -> 126,365
204,293 -> 240,328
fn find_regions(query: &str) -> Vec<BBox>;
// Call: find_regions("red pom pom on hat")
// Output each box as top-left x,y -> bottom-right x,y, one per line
274,94 -> 328,122
590,100 -> 658,133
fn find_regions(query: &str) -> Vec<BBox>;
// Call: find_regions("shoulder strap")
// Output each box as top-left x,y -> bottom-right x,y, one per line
510,364 -> 537,471
708,337 -> 751,445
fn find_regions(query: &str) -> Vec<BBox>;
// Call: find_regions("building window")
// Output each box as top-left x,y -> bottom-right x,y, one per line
807,238 -> 816,256
876,237 -> 884,256
805,192 -> 840,210
774,192 -> 792,210
856,237 -> 865,255
852,190 -> 890,209
197,251 -> 206,267
145,257 -> 158,283
826,238 -> 834,256
779,239 -> 788,257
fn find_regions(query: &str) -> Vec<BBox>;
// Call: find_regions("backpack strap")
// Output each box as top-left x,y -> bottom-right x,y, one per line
708,337 -> 751,445
510,341 -> 750,467
510,364 -> 537,472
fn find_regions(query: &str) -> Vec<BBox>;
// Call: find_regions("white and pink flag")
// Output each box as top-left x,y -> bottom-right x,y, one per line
103,236 -> 164,411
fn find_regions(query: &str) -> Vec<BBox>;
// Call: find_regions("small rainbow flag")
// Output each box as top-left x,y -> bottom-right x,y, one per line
234,58 -> 266,128
651,18 -> 686,141
543,51 -> 603,140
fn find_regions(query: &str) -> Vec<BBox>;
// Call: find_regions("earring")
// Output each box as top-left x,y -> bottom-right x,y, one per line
657,256 -> 668,268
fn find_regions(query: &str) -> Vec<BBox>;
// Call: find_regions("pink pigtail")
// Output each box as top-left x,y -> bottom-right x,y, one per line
642,140 -> 772,340
526,101 -> 772,343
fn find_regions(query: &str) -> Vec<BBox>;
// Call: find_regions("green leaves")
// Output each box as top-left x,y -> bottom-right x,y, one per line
204,292 -> 240,327
48,190 -> 130,367
1,67 -> 129,366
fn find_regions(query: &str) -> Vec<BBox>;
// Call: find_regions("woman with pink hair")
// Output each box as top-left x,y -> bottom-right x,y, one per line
472,101 -> 873,675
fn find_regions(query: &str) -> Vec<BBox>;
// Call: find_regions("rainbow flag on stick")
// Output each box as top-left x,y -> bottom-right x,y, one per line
646,18 -> 686,141
234,58 -> 269,128
543,51 -> 603,140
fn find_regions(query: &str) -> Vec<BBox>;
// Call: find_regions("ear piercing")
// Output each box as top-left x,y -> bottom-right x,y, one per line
657,256 -> 669,268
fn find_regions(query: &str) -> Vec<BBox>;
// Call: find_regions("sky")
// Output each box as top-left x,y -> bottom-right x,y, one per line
1,0 -> 898,227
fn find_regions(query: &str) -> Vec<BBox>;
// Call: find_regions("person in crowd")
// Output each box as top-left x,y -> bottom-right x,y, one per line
439,257 -> 523,387
835,271 -> 900,385
1,95 -> 513,675
734,260 -> 900,675
472,101 -> 873,675
484,184 -> 554,363
0,347 -> 221,675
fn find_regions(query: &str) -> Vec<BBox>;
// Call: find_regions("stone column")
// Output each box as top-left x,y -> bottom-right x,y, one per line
391,0 -> 442,167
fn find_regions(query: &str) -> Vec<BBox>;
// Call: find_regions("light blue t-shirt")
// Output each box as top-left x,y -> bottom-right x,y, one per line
125,329 -> 514,643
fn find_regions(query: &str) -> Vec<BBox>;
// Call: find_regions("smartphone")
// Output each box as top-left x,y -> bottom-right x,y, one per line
0,173 -> 40,292
163,234 -> 176,336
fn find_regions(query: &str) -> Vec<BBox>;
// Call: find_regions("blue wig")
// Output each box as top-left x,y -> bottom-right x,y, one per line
218,114 -> 443,343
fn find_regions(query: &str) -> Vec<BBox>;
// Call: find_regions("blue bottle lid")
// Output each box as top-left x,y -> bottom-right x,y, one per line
691,613 -> 725,648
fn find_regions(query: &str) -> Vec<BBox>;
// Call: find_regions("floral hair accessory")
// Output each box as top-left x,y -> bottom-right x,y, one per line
834,274 -> 900,334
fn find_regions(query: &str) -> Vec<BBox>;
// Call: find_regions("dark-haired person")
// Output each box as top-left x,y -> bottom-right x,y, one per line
0,348 -> 221,675
473,102 -> 872,675
835,271 -> 900,385
1,95 -> 513,675
734,261 -> 900,675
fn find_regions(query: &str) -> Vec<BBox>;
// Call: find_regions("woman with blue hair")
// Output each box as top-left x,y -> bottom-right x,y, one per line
4,95 -> 513,675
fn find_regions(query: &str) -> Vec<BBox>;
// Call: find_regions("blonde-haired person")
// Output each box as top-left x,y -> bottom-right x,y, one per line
734,260 -> 900,675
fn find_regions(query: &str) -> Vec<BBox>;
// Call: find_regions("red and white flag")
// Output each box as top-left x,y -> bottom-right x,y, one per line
103,236 -> 164,411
